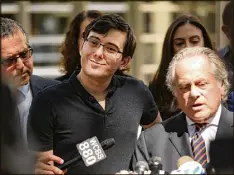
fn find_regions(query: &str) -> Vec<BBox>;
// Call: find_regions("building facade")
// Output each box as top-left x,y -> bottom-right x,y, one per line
1,1 -> 228,84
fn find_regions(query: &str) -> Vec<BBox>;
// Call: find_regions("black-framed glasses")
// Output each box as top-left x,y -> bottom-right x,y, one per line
1,47 -> 33,67
85,37 -> 123,59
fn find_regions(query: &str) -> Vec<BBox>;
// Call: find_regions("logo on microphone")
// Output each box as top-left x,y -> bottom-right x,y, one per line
77,136 -> 106,166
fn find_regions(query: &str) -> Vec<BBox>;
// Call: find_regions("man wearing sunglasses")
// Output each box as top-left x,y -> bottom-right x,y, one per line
1,17 -> 59,145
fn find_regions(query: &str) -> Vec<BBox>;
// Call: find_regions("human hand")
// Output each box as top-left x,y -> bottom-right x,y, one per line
35,154 -> 66,174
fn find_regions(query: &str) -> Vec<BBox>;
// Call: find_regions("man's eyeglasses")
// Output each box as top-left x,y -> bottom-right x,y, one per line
85,38 -> 123,59
1,47 -> 33,67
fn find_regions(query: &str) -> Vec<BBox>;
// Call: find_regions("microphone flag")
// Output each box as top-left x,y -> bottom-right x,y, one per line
77,136 -> 106,166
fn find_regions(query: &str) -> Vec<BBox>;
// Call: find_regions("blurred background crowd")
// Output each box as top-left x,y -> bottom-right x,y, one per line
2,1 -> 229,84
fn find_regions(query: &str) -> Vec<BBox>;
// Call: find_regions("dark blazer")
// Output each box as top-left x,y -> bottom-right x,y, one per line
1,83 -> 34,174
30,75 -> 60,97
1,76 -> 59,174
131,106 -> 233,173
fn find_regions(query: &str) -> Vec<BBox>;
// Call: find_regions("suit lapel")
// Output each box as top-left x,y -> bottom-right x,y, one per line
168,113 -> 193,157
30,75 -> 41,97
167,106 -> 233,160
215,106 -> 233,140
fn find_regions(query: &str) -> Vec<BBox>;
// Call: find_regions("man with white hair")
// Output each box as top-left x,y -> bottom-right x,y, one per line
131,47 -> 233,173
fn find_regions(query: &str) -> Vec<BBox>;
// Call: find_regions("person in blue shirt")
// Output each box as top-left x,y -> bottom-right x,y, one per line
227,91 -> 234,112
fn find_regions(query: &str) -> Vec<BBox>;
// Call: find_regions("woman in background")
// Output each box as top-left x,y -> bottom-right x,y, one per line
149,14 -> 216,120
56,10 -> 103,81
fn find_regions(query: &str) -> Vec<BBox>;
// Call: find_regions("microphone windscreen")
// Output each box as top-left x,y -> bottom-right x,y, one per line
151,156 -> 162,163
177,156 -> 193,168
172,156 -> 205,174
135,161 -> 149,170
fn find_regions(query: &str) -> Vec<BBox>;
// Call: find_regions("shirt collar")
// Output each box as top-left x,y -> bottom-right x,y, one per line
69,70 -> 118,99
17,83 -> 30,97
186,104 -> 222,126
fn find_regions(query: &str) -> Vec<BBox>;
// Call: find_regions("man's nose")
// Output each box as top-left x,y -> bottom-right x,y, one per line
190,86 -> 200,98
15,58 -> 24,69
94,45 -> 104,57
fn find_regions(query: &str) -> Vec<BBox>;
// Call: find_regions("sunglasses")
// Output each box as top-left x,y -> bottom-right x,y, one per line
1,47 -> 33,67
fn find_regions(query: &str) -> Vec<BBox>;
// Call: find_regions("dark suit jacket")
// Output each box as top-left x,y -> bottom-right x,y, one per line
1,76 -> 59,174
131,106 -> 233,173
1,83 -> 34,174
30,75 -> 60,97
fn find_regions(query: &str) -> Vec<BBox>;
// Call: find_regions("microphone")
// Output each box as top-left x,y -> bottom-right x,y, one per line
149,156 -> 162,175
171,156 -> 205,174
149,156 -> 169,175
57,137 -> 115,170
134,161 -> 150,174
205,163 -> 216,174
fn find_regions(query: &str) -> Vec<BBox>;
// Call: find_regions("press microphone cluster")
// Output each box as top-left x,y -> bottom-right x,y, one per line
58,137 -> 115,170
117,156 -> 216,175
128,156 -> 209,175
130,157 -> 168,175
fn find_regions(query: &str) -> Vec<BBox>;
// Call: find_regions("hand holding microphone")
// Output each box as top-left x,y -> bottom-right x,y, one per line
34,154 -> 65,175
34,137 -> 115,174
58,137 -> 115,170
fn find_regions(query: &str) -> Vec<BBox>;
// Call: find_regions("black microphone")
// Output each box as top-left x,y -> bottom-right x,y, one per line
57,137 -> 115,170
149,156 -> 162,175
134,161 -> 149,174
205,162 -> 216,174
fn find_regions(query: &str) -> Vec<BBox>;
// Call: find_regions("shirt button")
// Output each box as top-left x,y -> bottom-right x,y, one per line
89,96 -> 94,101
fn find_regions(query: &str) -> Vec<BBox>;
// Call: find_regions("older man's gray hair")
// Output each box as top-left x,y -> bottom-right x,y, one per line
1,17 -> 28,42
166,46 -> 230,100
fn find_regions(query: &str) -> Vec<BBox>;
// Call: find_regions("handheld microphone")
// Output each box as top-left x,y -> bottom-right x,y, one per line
149,156 -> 162,175
205,163 -> 216,174
57,137 -> 115,170
134,161 -> 149,174
171,156 -> 205,174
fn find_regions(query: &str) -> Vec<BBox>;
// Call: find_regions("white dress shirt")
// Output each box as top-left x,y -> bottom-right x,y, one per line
186,104 -> 221,162
17,83 -> 33,144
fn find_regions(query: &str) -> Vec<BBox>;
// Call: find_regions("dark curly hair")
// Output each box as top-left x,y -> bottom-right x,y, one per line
59,10 -> 103,76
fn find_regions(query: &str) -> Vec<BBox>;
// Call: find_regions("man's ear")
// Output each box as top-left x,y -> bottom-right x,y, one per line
220,80 -> 225,100
119,56 -> 131,70
221,25 -> 231,39
79,38 -> 85,53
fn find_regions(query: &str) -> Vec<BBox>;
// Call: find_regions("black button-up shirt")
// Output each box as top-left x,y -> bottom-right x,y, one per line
28,71 -> 158,174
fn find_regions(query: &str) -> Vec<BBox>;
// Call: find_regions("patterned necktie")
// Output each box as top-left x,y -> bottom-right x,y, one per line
191,123 -> 207,168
